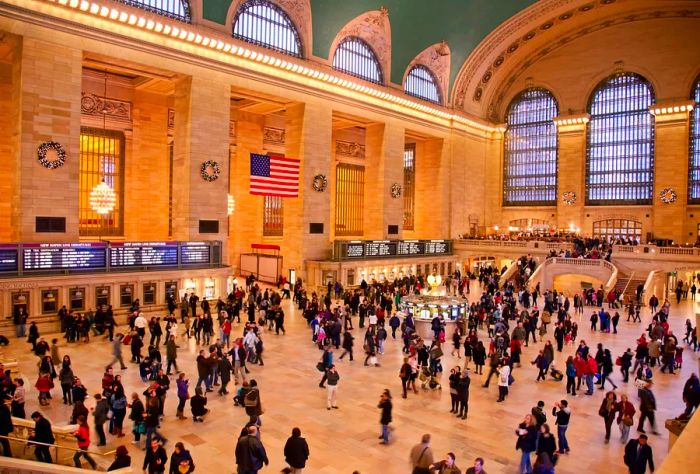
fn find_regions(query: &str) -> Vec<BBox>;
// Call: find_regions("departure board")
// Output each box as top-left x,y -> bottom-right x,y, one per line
110,242 -> 178,267
180,242 -> 210,265
335,239 -> 452,260
0,245 -> 18,272
22,243 -> 107,271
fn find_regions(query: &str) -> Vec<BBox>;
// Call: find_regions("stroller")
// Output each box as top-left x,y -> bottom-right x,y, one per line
418,366 -> 442,390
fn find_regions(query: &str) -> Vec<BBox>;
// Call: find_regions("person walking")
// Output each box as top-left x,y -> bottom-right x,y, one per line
339,331 -> 354,361
637,381 -> 659,435
176,373 -> 189,420
409,433 -> 434,474
169,442 -> 195,474
623,434 -> 655,474
497,363 -> 510,403
600,390 -> 617,443
0,401 -> 13,457
457,369 -> 471,419
91,393 -> 110,446
552,400 -> 570,454
283,427 -> 310,473
143,438 -> 168,474
515,414 -> 537,474
235,425 -> 269,474
318,346 -> 333,388
616,393 -> 636,444
72,415 -> 97,469
29,411 -> 54,463
401,357 -> 414,399
370,388 -> 391,446
325,365 -> 339,410
165,335 -> 179,375
106,333 -> 128,370
600,349 -> 618,390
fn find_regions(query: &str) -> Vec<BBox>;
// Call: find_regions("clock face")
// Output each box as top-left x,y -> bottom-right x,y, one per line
659,188 -> 677,204
312,174 -> 327,192
391,183 -> 402,198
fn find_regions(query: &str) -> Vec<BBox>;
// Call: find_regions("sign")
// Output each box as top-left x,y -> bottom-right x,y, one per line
22,243 -> 107,271
335,239 -> 452,260
0,245 -> 18,273
110,242 -> 178,267
180,242 -> 210,265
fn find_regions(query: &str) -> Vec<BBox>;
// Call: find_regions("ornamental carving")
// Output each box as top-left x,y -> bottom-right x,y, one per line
659,188 -> 677,204
263,127 -> 286,145
274,0 -> 311,55
562,191 -> 576,206
405,42 -> 450,103
167,108 -> 175,130
390,183 -> 402,198
80,92 -> 131,122
335,140 -> 365,159
331,9 -> 391,81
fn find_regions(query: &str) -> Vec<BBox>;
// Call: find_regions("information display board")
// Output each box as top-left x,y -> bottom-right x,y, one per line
0,245 -> 18,272
334,239 -> 452,260
110,242 -> 178,267
180,242 -> 211,265
22,243 -> 107,271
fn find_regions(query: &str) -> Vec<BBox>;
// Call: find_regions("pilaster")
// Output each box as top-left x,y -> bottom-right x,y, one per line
554,114 -> 589,231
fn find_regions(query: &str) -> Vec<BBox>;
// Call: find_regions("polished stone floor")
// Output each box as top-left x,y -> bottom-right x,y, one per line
1,287 -> 694,473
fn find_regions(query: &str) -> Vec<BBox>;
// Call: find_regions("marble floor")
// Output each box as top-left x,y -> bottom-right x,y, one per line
0,287 -> 696,474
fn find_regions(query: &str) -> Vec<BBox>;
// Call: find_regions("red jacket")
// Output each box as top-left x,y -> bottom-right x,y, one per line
35,375 -> 53,393
574,357 -> 587,377
586,357 -> 598,375
75,424 -> 90,449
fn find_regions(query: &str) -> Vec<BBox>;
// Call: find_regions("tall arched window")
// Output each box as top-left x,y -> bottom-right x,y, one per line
586,73 -> 655,205
405,65 -> 441,104
115,0 -> 191,22
332,37 -> 383,84
503,88 -> 558,206
689,78 -> 700,202
233,0 -> 302,57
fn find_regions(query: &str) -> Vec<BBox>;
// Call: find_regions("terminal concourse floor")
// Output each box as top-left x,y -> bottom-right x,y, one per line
1,287 -> 695,474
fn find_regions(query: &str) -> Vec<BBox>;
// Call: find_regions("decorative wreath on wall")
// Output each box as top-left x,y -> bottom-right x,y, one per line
390,183 -> 402,198
659,187 -> 677,204
37,141 -> 66,169
562,191 -> 577,205
200,160 -> 221,182
312,174 -> 328,192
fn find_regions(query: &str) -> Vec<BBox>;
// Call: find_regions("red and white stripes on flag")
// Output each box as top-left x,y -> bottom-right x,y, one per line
249,153 -> 300,197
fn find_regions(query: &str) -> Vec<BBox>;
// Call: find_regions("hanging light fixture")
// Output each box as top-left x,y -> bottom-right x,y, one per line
227,194 -> 235,215
90,181 -> 117,214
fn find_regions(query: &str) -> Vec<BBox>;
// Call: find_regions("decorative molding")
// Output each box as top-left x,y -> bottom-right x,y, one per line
650,100 -> 695,122
335,140 -> 365,159
80,92 -> 131,122
263,126 -> 286,145
659,188 -> 677,204
167,108 -> 174,130
405,42 -> 450,104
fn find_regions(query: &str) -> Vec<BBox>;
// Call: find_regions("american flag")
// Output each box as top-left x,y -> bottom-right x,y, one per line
249,153 -> 300,197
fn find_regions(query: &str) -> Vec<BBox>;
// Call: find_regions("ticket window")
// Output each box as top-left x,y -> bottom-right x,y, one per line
165,282 -> 178,303
96,287 -> 111,309
69,288 -> 86,311
440,262 -> 446,276
346,269 -> 355,287
12,292 -> 29,317
41,289 -> 58,315
204,279 -> 215,299
119,285 -> 134,308
184,279 -> 197,296
143,283 -> 156,305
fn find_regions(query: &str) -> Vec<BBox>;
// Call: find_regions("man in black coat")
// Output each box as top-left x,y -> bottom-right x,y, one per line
0,399 -> 13,456
142,438 -> 168,473
236,425 -> 268,473
457,371 -> 471,419
29,411 -> 54,463
624,435 -> 654,474
283,427 -> 310,472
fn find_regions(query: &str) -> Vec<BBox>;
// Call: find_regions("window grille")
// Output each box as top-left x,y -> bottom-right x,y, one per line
114,0 -> 191,22
403,144 -> 416,230
263,195 -> 284,236
592,219 -> 642,242
503,88 -> 558,206
586,73 -> 655,205
405,65 -> 441,104
332,36 -> 382,84
689,78 -> 700,203
335,163 -> 365,236
79,128 -> 125,237
233,0 -> 302,57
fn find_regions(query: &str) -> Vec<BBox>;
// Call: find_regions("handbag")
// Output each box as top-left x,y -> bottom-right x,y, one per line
316,362 -> 325,372
622,415 -> 634,426
615,357 -> 622,366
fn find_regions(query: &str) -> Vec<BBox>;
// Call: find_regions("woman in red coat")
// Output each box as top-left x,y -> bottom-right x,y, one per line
573,354 -> 587,391
35,373 -> 53,406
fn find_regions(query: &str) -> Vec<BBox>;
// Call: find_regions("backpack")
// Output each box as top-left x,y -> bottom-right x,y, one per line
244,388 -> 259,408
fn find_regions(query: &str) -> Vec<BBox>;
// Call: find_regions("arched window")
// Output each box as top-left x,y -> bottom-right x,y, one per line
232,0 -> 302,57
586,73 -> 655,205
115,0 -> 191,22
592,219 -> 642,243
405,65 -> 441,104
332,37 -> 383,84
689,78 -> 700,202
503,88 -> 558,206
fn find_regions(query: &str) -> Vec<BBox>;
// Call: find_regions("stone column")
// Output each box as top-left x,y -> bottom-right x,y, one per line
364,121 -> 405,239
172,76 -> 230,256
126,90 -> 169,240
0,34 -> 20,242
14,38 -> 82,241
484,130 -> 504,229
414,137 -> 449,238
652,103 -> 693,243
554,115 -> 589,231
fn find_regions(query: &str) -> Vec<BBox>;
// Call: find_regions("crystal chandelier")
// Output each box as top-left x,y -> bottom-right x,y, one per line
89,181 -> 116,215
227,194 -> 235,215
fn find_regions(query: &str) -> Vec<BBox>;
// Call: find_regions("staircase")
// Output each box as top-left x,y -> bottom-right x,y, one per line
614,272 -> 647,305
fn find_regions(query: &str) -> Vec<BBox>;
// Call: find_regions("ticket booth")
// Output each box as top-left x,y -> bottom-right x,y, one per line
119,284 -> 134,308
12,291 -> 29,317
96,286 -> 111,308
41,289 -> 58,315
165,281 -> 178,303
142,283 -> 156,305
204,278 -> 216,299
69,287 -> 86,311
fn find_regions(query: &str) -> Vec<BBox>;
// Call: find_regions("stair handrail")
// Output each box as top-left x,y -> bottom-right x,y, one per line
619,271 -> 635,304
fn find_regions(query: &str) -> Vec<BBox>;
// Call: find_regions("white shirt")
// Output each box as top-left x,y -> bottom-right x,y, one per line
369,314 -> 378,325
497,365 -> 510,387
134,315 -> 147,329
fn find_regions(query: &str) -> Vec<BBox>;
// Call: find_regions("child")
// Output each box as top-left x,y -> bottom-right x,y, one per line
675,346 -> 684,369
233,381 -> 249,406
35,372 -> 53,406
139,356 -> 152,383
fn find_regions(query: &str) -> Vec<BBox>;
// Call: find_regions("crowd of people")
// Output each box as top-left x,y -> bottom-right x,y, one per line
0,267 -> 698,473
